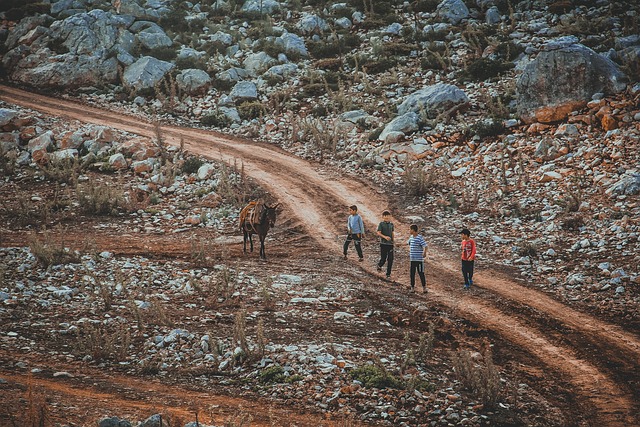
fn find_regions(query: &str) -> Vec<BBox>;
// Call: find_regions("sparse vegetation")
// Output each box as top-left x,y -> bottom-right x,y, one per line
402,163 -> 441,197
350,361 -> 404,390
452,343 -> 502,408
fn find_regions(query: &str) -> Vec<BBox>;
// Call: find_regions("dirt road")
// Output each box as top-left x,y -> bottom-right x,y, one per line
1,85 -> 639,426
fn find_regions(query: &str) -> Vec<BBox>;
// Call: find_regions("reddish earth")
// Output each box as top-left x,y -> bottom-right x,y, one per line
1,85 -> 639,426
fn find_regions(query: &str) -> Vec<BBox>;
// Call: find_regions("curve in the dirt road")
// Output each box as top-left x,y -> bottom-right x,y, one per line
2,85 -> 638,426
0,361 -> 346,427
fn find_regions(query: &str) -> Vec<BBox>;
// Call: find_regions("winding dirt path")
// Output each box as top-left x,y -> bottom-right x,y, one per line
2,85 -> 639,426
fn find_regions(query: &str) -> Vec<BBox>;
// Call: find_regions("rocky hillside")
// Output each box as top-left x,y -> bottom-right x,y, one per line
0,1 -> 639,426
1,0 -> 638,323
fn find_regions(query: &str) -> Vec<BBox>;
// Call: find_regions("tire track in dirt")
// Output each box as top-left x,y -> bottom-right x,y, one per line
2,85 -> 639,426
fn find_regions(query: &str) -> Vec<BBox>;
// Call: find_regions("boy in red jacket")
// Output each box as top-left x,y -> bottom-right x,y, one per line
460,228 -> 476,289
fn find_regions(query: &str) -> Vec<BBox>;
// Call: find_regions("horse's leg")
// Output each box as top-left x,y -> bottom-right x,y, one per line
249,232 -> 254,252
243,229 -> 247,253
259,233 -> 266,259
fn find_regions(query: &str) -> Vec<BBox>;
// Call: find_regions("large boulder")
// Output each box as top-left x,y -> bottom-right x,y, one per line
2,10 -> 130,89
123,56 -> 174,90
516,42 -> 628,124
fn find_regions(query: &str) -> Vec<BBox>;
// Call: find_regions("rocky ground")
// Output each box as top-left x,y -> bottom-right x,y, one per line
1,0 -> 640,426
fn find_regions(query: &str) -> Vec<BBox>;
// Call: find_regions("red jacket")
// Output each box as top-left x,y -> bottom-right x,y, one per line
461,239 -> 476,261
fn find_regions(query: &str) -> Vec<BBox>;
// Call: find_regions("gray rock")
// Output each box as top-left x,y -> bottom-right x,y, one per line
398,84 -> 469,119
297,13 -> 329,35
606,172 -> 640,195
243,51 -> 277,76
98,416 -> 133,427
136,24 -> 173,50
140,413 -> 168,427
176,69 -> 211,95
229,81 -> 258,102
275,32 -> 308,57
0,109 -> 18,127
516,43 -> 628,123
436,0 -> 470,25
379,112 -> 420,141
123,56 -> 174,91
241,0 -> 281,14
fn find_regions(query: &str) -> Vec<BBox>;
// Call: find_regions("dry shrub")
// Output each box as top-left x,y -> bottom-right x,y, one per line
291,116 -> 346,161
39,157 -> 83,185
232,309 -> 250,364
452,343 -> 501,407
402,163 -> 442,197
28,230 -> 81,267
77,178 -> 124,215
23,379 -> 52,427
75,321 -> 132,362
146,297 -> 173,327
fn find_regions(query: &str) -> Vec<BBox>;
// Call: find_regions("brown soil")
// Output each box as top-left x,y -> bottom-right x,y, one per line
1,85 -> 639,427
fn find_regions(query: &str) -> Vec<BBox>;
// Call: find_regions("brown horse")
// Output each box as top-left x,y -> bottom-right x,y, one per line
239,201 -> 279,259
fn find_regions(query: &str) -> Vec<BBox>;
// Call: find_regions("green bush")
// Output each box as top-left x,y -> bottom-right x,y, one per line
350,364 -> 404,389
314,58 -> 343,71
382,41 -> 414,57
259,365 -> 286,384
201,111 -> 232,128
237,101 -> 266,121
462,57 -> 514,82
175,56 -> 208,71
468,119 -> 505,138
145,46 -> 177,62
347,55 -> 397,74
494,41 -> 524,61
181,156 -> 204,174
410,0 -> 439,13
308,34 -> 361,59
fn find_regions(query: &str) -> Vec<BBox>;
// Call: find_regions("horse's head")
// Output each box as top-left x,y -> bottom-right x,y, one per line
264,203 -> 279,228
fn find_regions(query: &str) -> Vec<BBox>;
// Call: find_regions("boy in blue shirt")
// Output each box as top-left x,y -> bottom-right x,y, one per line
343,205 -> 365,262
407,224 -> 427,292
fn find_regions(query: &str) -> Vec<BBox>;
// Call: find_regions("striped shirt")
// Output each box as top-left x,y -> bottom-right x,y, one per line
408,234 -> 427,261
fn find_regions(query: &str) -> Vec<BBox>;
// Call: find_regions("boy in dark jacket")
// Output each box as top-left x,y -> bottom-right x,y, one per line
376,211 -> 394,279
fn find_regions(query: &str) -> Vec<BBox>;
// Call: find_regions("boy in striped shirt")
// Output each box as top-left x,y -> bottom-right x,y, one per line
407,224 -> 427,293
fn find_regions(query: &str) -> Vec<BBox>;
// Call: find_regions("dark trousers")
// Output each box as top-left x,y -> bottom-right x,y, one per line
462,260 -> 474,286
410,261 -> 426,289
378,244 -> 394,276
343,233 -> 363,258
